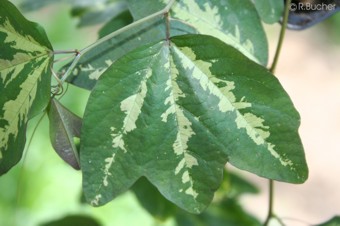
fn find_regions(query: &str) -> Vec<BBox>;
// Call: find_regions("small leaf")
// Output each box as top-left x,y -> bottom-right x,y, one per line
315,216 -> 340,226
48,98 -> 82,170
40,215 -> 101,226
80,34 -> 307,213
0,0 -> 53,175
254,0 -> 284,24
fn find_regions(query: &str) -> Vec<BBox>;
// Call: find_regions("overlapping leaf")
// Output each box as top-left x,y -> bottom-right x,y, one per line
80,34 -> 308,213
132,171 -> 261,225
175,198 -> 261,226
48,98 -> 82,170
75,1 -> 128,27
64,14 -> 198,90
98,10 -> 134,39
127,0 -> 268,65
0,0 -> 53,175
65,0 -> 268,90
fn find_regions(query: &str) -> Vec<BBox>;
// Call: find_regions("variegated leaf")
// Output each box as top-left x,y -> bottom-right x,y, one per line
64,15 -> 198,90
0,0 -> 53,175
66,0 -> 268,91
48,99 -> 82,170
127,0 -> 268,65
80,34 -> 308,213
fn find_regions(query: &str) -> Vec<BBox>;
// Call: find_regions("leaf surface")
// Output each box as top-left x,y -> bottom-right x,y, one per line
175,198 -> 262,226
0,0 -> 53,175
132,177 -> 177,221
64,15 -> 197,90
98,10 -> 134,39
76,1 -> 128,27
80,34 -> 308,213
254,0 -> 284,24
65,0 -> 268,90
48,98 -> 82,170
127,0 -> 268,65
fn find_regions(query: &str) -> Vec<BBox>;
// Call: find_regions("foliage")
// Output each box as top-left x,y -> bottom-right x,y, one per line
40,214 -> 101,226
0,0 -> 53,175
0,0 -> 339,225
315,216 -> 340,226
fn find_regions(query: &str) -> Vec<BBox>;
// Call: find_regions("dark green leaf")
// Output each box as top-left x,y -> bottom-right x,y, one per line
225,172 -> 259,199
176,198 -> 262,226
80,34 -> 307,213
175,170 -> 261,225
127,0 -> 268,65
98,10 -> 134,38
76,1 -> 128,27
132,177 -> 177,221
0,0 -> 53,175
48,98 -> 82,170
315,216 -> 340,226
40,215 -> 101,226
254,0 -> 284,24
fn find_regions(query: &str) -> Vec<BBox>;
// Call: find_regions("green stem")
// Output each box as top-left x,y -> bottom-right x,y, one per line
60,0 -> 176,82
263,180 -> 274,226
274,214 -> 286,226
270,0 -> 292,73
264,2 -> 291,225
165,11 -> 171,41
53,50 -> 78,55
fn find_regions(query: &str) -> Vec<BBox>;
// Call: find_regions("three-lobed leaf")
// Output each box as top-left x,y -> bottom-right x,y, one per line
80,34 -> 308,213
0,0 -> 53,175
